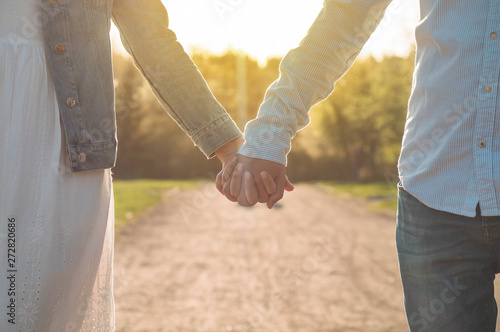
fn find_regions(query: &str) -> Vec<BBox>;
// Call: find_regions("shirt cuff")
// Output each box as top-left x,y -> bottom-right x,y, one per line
191,114 -> 243,158
238,126 -> 291,166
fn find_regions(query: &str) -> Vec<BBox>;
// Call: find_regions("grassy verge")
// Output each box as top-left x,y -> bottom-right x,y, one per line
316,181 -> 398,211
113,179 -> 199,227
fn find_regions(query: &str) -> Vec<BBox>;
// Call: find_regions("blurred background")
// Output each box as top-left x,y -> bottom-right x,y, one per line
110,0 -> 418,183
109,2 -> 447,332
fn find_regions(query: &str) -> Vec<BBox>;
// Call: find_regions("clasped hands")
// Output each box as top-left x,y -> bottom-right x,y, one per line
216,153 -> 294,209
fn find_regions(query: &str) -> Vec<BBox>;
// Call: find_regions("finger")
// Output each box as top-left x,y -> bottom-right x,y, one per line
236,176 -> 256,207
230,164 -> 244,197
244,172 -> 259,205
284,175 -> 295,192
216,170 -> 224,195
253,173 -> 270,203
223,179 -> 238,202
267,175 -> 286,209
222,156 -> 238,184
260,171 -> 277,194
222,170 -> 239,202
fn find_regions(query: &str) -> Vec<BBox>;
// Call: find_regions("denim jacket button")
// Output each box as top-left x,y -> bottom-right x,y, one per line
78,153 -> 87,163
54,44 -> 65,55
66,97 -> 76,108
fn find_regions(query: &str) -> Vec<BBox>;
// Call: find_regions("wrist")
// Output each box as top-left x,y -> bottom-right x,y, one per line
215,136 -> 245,165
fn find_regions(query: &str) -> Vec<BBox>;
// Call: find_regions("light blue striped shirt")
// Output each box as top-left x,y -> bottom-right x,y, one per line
238,0 -> 500,217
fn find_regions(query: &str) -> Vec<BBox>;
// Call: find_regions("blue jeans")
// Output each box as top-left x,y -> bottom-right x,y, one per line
396,185 -> 500,331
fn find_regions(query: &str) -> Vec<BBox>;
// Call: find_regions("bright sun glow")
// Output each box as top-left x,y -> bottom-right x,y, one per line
111,1 -> 420,63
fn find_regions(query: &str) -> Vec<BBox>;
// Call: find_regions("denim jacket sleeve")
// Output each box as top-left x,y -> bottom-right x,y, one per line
111,0 -> 242,158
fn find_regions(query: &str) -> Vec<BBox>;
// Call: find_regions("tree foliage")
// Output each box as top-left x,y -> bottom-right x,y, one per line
111,50 -> 414,182
309,53 -> 414,181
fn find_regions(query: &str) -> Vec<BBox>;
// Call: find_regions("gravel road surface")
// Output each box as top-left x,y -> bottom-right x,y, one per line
114,183 -> 500,332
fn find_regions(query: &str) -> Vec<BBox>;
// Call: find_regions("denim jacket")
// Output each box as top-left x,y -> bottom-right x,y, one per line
40,0 -> 242,172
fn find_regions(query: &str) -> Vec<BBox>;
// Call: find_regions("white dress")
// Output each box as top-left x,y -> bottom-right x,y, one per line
0,1 -> 115,331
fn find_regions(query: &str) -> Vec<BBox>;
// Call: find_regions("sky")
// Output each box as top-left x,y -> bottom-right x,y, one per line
111,0 -> 420,63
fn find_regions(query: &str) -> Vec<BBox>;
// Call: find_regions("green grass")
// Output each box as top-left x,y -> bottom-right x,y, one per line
113,179 -> 199,227
317,181 -> 398,211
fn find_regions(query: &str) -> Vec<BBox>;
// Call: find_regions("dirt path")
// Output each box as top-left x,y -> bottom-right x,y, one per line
112,183 -> 500,332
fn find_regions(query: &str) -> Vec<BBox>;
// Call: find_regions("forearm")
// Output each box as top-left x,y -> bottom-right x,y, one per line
112,0 -> 242,158
239,0 -> 393,165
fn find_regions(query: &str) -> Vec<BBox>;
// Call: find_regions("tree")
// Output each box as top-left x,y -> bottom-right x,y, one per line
311,53 -> 414,181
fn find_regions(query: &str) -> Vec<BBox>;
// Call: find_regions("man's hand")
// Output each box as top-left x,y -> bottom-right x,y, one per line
215,138 -> 294,208
223,154 -> 294,209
